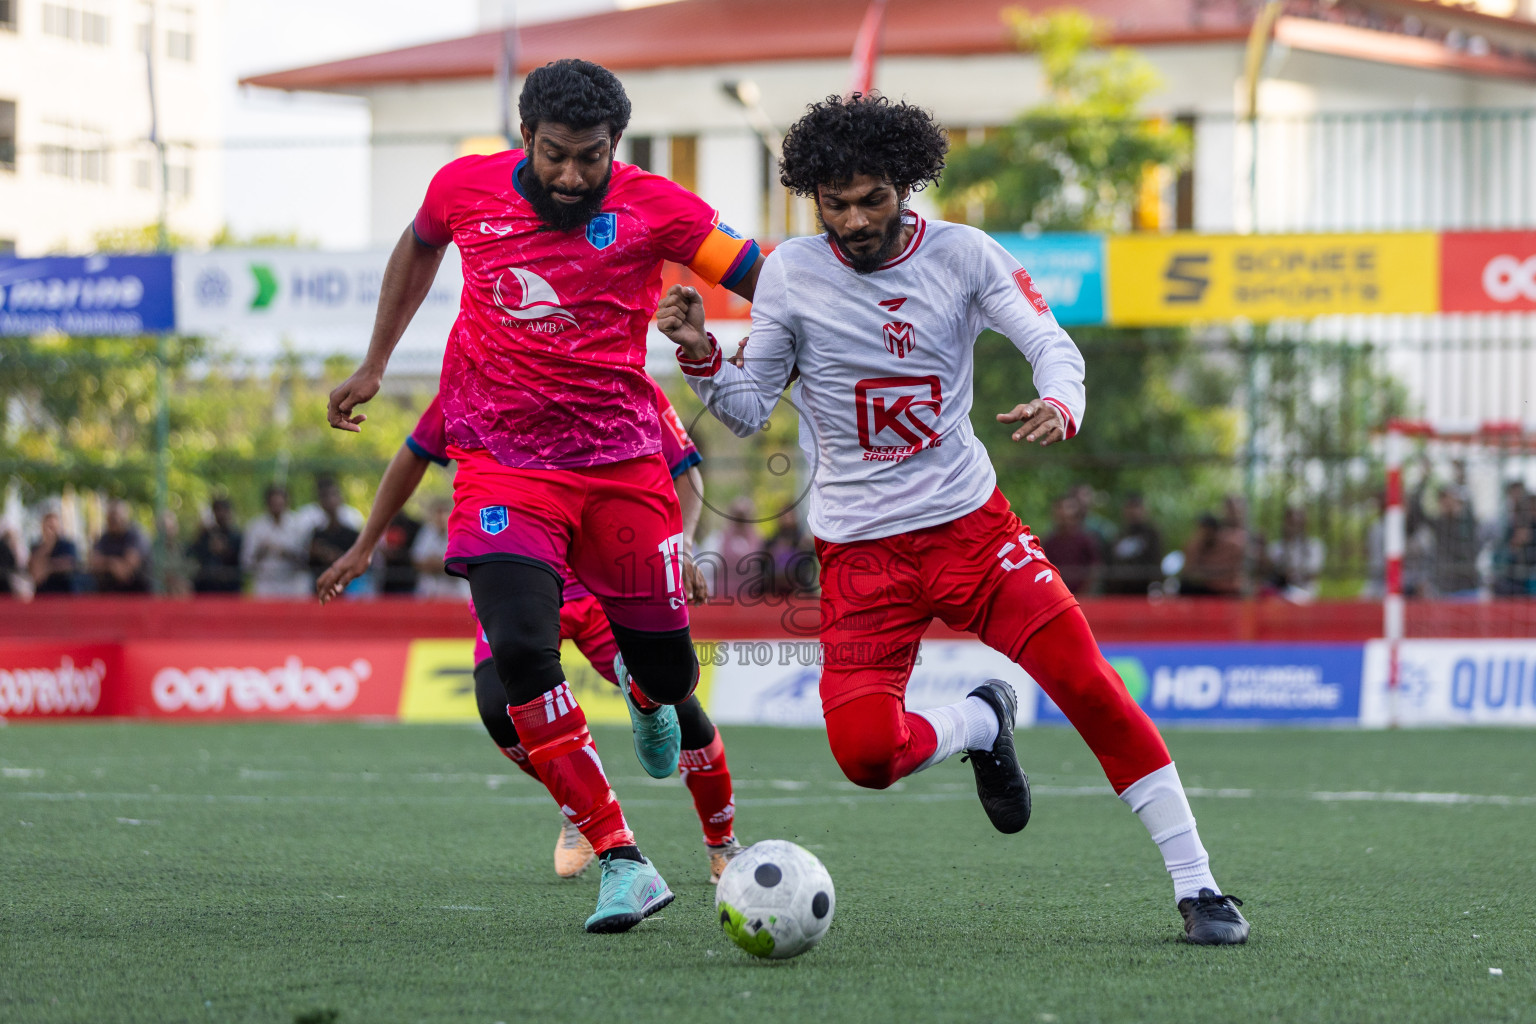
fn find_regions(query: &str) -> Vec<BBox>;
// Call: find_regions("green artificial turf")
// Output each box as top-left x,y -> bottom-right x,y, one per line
2,722 -> 1532,1024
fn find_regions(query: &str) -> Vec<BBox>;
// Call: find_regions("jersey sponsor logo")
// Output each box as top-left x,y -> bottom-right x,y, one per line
586,212 -> 618,251
1012,268 -> 1051,315
877,297 -> 907,312
479,221 -> 515,237
480,505 -> 510,536
854,376 -> 942,459
491,268 -> 578,333
882,321 -> 917,358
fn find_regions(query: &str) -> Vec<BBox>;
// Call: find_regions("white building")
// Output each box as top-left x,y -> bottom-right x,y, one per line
0,0 -> 224,255
244,0 -> 1536,247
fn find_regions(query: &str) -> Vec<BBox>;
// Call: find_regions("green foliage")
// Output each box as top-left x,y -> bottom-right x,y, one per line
972,328 -> 1240,540
91,224 -> 312,252
934,9 -> 1188,232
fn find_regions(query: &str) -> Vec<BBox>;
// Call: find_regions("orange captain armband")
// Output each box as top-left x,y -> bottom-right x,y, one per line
687,220 -> 760,289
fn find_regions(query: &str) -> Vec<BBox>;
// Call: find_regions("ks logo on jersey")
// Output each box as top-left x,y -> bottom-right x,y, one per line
854,375 -> 942,459
492,268 -> 578,333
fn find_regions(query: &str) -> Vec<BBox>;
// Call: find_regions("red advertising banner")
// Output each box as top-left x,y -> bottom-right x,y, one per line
0,642 -> 125,718
1440,231 -> 1536,312
119,641 -> 410,719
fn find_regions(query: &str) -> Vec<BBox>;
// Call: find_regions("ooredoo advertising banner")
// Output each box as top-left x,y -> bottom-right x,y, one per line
0,642 -> 124,718
119,641 -> 410,719
1037,644 -> 1365,725
1440,231 -> 1536,313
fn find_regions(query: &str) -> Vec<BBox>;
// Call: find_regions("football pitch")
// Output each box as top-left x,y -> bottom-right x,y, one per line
2,723 -> 1531,1024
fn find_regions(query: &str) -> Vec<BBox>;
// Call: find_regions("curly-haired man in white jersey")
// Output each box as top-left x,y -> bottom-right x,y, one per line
657,94 -> 1248,945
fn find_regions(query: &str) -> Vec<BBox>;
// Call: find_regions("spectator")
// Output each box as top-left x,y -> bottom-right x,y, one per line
1103,493 -> 1163,595
156,510 -> 194,597
1042,494 -> 1101,595
763,507 -> 814,596
29,509 -> 79,595
188,498 -> 244,593
1180,513 -> 1244,596
703,496 -> 763,603
1410,481 -> 1482,598
412,498 -> 468,599
1266,506 -> 1326,601
1493,492 -> 1536,596
295,474 -> 364,537
1071,482 -> 1115,554
380,510 -> 422,595
242,484 -> 311,598
90,499 -> 151,593
308,482 -> 363,593
0,522 -> 26,598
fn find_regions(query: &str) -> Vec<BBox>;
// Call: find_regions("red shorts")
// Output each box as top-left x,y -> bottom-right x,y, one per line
447,449 -> 688,633
472,594 -> 621,686
815,488 -> 1077,714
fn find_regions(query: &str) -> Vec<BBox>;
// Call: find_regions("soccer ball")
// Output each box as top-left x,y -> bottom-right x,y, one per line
714,839 -> 835,959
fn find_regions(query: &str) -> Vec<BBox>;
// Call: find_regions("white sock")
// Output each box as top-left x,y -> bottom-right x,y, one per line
913,696 -> 1001,772
1118,762 -> 1220,902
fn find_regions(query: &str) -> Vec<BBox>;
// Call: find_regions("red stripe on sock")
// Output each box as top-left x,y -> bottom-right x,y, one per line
508,688 -> 635,852
680,732 -> 735,845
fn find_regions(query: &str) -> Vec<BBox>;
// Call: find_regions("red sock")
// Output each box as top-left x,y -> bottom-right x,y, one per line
679,731 -> 735,845
508,683 -> 635,854
496,740 -> 541,782
627,677 -> 662,712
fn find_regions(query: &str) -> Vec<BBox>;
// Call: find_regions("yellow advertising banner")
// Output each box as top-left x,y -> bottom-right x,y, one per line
398,638 -> 713,726
1106,233 -> 1441,325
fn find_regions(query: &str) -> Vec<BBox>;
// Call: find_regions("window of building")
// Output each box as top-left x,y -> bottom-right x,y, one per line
668,135 -> 697,192
42,4 -> 109,45
80,147 -> 108,184
81,9 -> 108,45
167,160 -> 191,198
1,0 -> 17,31
134,157 -> 152,190
42,144 -> 76,179
628,136 -> 653,172
0,100 -> 15,172
166,5 -> 193,61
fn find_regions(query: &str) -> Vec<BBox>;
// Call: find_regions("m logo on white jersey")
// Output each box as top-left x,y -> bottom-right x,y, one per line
882,322 -> 917,358
492,267 -> 578,332
854,376 -> 942,456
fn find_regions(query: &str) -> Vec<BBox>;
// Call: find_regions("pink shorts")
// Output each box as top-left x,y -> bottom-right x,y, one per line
447,449 -> 688,633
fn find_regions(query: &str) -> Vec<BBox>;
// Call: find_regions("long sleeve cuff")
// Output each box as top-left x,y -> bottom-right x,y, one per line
677,332 -> 723,378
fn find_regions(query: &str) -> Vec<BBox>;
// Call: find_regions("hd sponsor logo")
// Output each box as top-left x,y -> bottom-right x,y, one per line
151,656 -> 372,714
0,656 -> 107,716
1038,644 -> 1364,724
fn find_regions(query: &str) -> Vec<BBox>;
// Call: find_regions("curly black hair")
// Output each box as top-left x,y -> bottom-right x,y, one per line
779,94 -> 948,197
518,58 -> 632,139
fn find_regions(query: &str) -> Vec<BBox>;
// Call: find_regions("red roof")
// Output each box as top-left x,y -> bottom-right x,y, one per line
240,0 -> 1536,92
240,0 -> 1254,91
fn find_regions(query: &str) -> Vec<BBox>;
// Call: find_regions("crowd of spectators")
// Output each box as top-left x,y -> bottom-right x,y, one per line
0,475 -> 469,601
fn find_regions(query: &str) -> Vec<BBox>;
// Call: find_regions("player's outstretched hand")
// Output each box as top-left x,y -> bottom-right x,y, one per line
680,552 -> 709,604
656,284 -> 711,359
998,400 -> 1065,446
316,543 -> 371,604
729,337 -> 749,369
327,364 -> 382,433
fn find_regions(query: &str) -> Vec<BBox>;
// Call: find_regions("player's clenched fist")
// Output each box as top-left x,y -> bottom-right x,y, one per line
997,400 -> 1066,446
656,284 -> 710,359
327,364 -> 383,433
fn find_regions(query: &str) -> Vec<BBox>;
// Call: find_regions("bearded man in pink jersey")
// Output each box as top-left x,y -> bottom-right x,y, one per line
326,59 -> 762,933
660,94 -> 1248,945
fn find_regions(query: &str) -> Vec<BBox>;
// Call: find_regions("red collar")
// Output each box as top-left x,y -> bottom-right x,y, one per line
828,210 -> 925,271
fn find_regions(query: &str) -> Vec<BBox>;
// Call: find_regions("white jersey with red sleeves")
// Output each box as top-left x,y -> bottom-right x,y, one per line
682,212 -> 1085,544
414,149 -> 757,471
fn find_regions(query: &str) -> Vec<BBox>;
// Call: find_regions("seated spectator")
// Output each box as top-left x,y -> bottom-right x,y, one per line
764,507 -> 813,596
1103,493 -> 1163,595
1410,481 -> 1482,598
1493,493 -> 1536,597
90,499 -> 151,593
380,510 -> 422,595
1042,494 -> 1101,595
412,498 -> 468,599
242,484 -> 311,598
29,509 -> 79,595
0,522 -> 25,598
1180,513 -> 1244,596
702,496 -> 763,603
1266,506 -> 1325,601
189,498 -> 244,593
309,482 -> 363,595
157,510 -> 194,597
295,474 -> 364,536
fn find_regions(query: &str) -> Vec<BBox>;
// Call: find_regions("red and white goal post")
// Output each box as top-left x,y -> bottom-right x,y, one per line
1383,418 -> 1536,723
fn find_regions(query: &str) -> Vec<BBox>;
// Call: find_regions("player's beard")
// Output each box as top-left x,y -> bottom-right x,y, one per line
823,206 -> 907,274
520,162 -> 613,232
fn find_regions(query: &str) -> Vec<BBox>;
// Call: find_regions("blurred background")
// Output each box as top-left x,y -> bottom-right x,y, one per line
1,0 -> 1534,649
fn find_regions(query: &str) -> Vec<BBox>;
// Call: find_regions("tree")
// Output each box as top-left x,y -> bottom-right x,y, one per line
935,9 -> 1188,232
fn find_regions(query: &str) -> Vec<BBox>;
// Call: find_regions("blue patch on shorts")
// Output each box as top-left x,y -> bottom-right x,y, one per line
480,505 -> 510,536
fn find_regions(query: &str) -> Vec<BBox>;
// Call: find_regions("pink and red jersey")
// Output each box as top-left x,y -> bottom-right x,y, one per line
413,149 -> 757,471
408,379 -> 701,602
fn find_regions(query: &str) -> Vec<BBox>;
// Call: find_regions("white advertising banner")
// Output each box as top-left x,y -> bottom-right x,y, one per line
703,640 -> 1038,728
1361,639 -> 1536,727
174,249 -> 464,358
